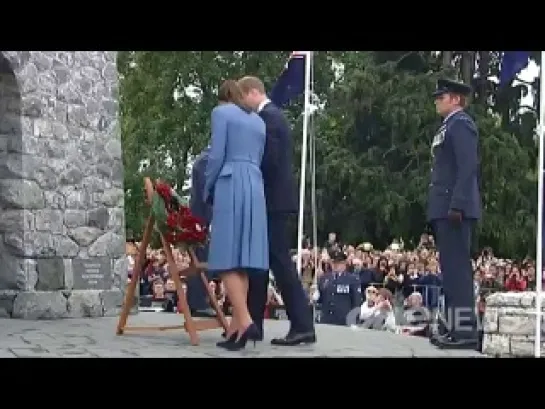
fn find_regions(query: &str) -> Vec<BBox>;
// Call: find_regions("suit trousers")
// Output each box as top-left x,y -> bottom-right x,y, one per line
186,245 -> 209,311
433,219 -> 477,339
247,213 -> 314,335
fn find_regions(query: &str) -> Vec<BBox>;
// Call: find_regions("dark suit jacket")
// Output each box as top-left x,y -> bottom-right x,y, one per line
190,147 -> 212,224
259,102 -> 298,214
427,110 -> 482,221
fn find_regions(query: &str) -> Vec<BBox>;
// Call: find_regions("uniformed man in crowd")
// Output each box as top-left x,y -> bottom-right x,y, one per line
427,78 -> 482,350
313,249 -> 362,326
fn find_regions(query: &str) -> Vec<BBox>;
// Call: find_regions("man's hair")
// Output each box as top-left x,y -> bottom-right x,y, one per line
218,80 -> 252,113
238,76 -> 266,94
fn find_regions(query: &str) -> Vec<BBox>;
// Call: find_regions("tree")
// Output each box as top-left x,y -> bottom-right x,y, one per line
119,51 -> 539,258
118,51 -> 335,239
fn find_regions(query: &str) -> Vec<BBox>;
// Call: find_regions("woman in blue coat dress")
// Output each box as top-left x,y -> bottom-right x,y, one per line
203,80 -> 269,351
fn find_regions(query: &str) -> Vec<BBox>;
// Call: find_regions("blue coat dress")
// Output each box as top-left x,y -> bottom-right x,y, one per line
203,103 -> 269,276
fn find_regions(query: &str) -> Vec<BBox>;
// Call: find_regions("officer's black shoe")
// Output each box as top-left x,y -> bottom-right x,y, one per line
271,331 -> 316,346
433,334 -> 479,350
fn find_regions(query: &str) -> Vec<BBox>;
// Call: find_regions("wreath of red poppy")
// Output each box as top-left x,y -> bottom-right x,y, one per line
150,180 -> 208,246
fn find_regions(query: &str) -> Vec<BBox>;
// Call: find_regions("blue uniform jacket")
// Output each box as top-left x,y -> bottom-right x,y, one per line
427,110 -> 482,221
317,271 -> 362,326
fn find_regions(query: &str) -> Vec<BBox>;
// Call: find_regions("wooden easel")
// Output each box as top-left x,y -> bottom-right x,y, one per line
116,177 -> 229,346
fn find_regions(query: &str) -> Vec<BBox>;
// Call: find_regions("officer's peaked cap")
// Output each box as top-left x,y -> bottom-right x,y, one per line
432,78 -> 471,98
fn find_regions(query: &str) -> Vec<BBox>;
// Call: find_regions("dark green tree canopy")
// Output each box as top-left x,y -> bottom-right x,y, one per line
119,51 -> 539,258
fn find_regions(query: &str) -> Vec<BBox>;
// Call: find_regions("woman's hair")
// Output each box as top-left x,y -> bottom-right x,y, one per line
218,80 -> 252,113
377,256 -> 388,270
377,288 -> 393,304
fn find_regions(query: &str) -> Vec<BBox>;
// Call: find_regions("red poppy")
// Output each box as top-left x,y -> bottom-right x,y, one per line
155,182 -> 172,202
164,232 -> 176,243
178,206 -> 190,218
166,212 -> 178,228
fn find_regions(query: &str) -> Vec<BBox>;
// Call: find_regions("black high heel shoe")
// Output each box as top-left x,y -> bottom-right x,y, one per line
216,332 -> 237,348
222,328 -> 261,340
218,324 -> 259,351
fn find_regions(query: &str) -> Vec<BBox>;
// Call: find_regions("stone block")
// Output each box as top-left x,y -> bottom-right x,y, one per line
36,258 -> 65,291
486,292 -> 523,308
100,288 -> 124,316
482,334 -> 510,357
0,290 -> 17,317
509,336 -> 545,357
88,232 -> 124,257
0,179 -> 45,209
11,291 -> 68,319
67,290 -> 103,318
483,307 -> 498,333
498,314 -> 535,336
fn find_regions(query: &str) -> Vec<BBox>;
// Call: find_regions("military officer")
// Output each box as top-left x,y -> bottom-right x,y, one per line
186,146 -> 213,314
427,78 -> 482,350
314,250 -> 362,326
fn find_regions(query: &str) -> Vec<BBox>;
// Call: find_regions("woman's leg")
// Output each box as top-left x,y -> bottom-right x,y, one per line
222,271 -> 253,336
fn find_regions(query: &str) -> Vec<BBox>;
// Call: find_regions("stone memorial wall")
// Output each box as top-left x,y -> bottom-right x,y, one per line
482,292 -> 545,357
0,51 -> 127,319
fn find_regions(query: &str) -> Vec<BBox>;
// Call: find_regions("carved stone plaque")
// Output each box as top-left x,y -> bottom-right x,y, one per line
72,257 -> 112,290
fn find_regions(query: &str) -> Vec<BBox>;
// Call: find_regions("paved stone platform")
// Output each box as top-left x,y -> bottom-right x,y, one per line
0,313 -> 483,357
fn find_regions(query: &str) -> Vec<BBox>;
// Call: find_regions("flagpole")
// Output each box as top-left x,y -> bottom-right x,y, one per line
535,50 -> 545,358
296,51 -> 313,276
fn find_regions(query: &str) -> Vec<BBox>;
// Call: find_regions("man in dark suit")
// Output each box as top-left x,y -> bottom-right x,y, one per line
427,78 -> 482,350
186,147 -> 212,313
238,76 -> 316,346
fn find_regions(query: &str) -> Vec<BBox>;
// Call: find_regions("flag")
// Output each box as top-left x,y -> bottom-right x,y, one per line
499,51 -> 530,87
269,51 -> 307,108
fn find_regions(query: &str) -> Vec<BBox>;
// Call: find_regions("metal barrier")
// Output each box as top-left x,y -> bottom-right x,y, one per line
269,284 -> 524,324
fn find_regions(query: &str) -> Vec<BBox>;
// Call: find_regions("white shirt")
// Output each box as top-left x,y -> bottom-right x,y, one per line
360,302 -> 375,320
257,98 -> 271,113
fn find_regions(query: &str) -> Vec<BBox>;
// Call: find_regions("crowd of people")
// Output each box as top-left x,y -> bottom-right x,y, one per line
125,230 -> 539,338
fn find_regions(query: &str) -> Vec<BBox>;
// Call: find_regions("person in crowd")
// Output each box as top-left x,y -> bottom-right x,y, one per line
374,256 -> 388,284
163,278 -> 178,312
152,278 -> 165,301
356,256 -> 376,294
384,265 -> 403,295
402,262 -> 420,298
361,288 -> 396,332
418,260 -> 442,312
360,286 -> 378,322
504,265 -> 527,291
400,292 -> 430,336
324,232 -> 340,252
313,249 -> 361,326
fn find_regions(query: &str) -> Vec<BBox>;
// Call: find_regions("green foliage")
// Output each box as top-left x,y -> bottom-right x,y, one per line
120,51 -> 539,258
150,192 -> 167,233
